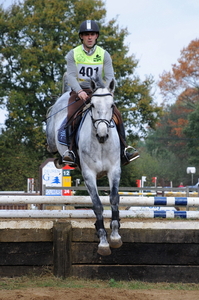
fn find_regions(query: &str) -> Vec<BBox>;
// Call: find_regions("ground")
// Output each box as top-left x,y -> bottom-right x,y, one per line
1,288 -> 199,300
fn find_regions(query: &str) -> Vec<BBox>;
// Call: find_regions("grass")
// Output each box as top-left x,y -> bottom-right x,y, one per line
1,274 -> 199,291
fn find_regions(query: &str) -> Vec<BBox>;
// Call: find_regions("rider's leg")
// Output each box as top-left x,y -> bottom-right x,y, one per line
62,124 -> 76,163
113,106 -> 139,165
62,89 -> 92,164
62,91 -> 80,164
118,122 -> 140,165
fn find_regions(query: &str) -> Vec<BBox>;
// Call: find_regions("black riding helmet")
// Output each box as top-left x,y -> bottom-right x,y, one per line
79,20 -> 100,39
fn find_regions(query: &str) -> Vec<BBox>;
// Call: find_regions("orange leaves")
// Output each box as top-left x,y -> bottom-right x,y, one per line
158,38 -> 199,105
168,118 -> 188,138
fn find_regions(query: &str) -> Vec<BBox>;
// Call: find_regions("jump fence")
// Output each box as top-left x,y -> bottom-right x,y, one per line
1,194 -> 199,282
0,195 -> 199,219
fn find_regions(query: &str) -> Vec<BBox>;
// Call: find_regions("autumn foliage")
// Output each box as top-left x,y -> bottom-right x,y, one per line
158,39 -> 199,107
153,38 -> 199,167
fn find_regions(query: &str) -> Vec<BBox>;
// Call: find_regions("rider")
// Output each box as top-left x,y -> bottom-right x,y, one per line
62,20 -> 139,165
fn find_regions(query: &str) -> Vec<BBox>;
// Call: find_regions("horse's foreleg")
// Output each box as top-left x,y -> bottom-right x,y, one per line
95,218 -> 111,256
109,185 -> 123,249
85,180 -> 111,256
110,219 -> 122,249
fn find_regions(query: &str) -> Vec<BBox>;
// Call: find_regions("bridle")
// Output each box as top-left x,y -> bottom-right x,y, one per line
90,92 -> 115,130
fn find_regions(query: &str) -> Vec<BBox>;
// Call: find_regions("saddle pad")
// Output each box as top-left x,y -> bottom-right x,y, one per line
58,110 -> 89,146
75,110 -> 89,146
58,118 -> 68,145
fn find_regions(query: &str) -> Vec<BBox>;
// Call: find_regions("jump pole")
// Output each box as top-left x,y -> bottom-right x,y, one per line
0,196 -> 199,206
0,209 -> 199,219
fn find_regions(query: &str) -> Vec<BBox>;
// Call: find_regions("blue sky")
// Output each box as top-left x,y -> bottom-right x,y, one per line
1,0 -> 199,123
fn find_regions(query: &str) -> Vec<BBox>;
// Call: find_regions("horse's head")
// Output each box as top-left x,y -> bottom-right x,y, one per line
90,78 -> 115,143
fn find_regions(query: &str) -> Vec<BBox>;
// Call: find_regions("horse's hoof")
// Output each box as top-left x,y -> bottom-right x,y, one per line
54,158 -> 65,169
109,236 -> 123,249
97,245 -> 111,256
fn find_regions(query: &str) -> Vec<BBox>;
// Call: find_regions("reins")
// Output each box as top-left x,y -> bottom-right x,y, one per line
44,97 -> 81,122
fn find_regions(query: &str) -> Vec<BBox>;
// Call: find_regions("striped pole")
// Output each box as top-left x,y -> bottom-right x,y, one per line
0,209 -> 199,219
0,196 -> 199,206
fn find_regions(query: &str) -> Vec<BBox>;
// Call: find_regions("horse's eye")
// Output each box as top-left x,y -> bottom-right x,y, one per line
91,103 -> 94,108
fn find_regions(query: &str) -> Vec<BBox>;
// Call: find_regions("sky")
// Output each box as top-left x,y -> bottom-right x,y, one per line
1,0 -> 199,125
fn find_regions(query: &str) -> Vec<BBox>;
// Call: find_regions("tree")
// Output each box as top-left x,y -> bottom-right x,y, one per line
136,143 -> 189,187
183,104 -> 199,166
158,38 -> 199,108
0,0 -> 161,190
0,128 -> 41,191
146,102 -> 193,160
158,38 -> 199,174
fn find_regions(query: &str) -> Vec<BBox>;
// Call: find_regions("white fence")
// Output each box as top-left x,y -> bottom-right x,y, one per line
0,195 -> 199,219
0,195 -> 199,206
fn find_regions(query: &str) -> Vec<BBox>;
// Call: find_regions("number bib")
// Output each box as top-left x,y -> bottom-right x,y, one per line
74,45 -> 105,83
77,64 -> 103,82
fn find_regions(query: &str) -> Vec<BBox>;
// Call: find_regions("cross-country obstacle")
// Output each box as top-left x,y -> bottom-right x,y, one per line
1,195 -> 199,282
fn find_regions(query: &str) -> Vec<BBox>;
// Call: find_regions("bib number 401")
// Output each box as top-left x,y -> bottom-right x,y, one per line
79,66 -> 99,78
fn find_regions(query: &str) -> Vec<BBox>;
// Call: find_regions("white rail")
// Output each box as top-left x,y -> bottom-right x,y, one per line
0,209 -> 199,219
0,195 -> 199,206
1,195 -> 199,219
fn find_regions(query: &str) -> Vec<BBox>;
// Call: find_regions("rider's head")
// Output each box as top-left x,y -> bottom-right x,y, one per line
79,20 -> 99,48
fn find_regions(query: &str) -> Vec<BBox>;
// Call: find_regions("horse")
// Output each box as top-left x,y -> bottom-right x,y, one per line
46,78 -> 122,256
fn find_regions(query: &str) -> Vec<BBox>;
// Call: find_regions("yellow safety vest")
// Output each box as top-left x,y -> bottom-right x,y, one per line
73,45 -> 105,83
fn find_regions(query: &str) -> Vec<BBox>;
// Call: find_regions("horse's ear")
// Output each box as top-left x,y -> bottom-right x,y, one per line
90,77 -> 97,92
108,79 -> 115,93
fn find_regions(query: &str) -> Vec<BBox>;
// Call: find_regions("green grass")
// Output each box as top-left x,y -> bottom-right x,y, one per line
1,274 -> 199,291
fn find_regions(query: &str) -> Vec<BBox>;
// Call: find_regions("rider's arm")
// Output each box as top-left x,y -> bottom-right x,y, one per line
66,50 -> 82,93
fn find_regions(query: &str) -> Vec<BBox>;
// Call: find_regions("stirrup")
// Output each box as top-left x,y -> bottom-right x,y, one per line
124,146 -> 140,162
62,149 -> 76,163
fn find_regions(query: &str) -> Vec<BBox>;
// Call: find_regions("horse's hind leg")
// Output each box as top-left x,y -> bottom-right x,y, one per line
84,178 -> 111,256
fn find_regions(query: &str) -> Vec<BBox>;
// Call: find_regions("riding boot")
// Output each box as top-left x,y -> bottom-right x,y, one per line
117,122 -> 140,165
62,125 -> 76,163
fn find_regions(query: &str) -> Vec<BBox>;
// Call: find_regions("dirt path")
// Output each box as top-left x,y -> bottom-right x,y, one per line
1,287 -> 199,300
